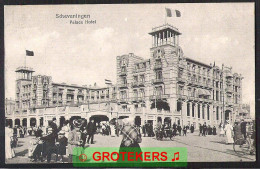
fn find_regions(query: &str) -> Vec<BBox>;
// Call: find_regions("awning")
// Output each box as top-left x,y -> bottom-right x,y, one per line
204,90 -> 211,96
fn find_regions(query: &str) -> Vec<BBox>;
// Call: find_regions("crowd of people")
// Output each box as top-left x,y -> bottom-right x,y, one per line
5,117 -> 255,162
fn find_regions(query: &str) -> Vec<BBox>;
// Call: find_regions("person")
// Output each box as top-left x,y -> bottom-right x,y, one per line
190,124 -> 194,133
115,120 -> 120,137
233,121 -> 243,144
183,126 -> 187,136
35,127 -> 43,138
62,120 -> 71,139
240,119 -> 247,139
50,117 -> 58,138
202,123 -> 207,137
110,123 -> 116,137
177,124 -> 182,136
208,125 -> 212,135
142,122 -> 146,137
219,123 -> 225,137
213,126 -> 217,135
87,119 -> 96,144
224,120 -> 234,144
199,124 -> 202,136
41,127 -> 57,163
56,130 -> 68,163
80,119 -> 88,147
30,132 -> 44,162
118,118 -> 142,164
172,122 -> 177,136
68,119 -> 84,163
5,124 -> 15,160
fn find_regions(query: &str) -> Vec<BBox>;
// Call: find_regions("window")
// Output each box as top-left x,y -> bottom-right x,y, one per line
177,101 -> 182,111
187,103 -> 190,116
207,106 -> 210,120
140,75 -> 145,82
216,91 -> 219,101
134,76 -> 138,82
156,71 -> 163,79
198,104 -> 200,118
216,106 -> 219,120
178,68 -> 183,78
192,104 -> 195,117
202,105 -> 205,119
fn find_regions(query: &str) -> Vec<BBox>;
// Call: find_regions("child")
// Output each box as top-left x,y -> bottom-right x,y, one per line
56,130 -> 68,163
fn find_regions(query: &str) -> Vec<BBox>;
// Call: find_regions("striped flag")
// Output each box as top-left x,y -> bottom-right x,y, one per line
26,50 -> 34,56
165,8 -> 181,17
105,79 -> 112,85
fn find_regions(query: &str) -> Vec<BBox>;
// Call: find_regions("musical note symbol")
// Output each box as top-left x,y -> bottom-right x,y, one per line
172,152 -> 180,161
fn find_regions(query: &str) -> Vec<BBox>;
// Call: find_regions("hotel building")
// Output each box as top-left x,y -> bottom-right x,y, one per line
6,23 -> 244,129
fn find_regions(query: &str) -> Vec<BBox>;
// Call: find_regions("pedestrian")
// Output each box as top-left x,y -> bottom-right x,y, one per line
183,126 -> 187,136
190,124 -> 194,133
80,119 -> 88,147
199,124 -> 202,136
68,119 -> 84,163
177,124 -> 182,136
233,121 -> 243,144
87,119 -> 96,144
202,122 -> 207,136
40,128 -> 57,163
142,122 -> 146,137
5,124 -> 15,160
224,120 -> 234,144
213,126 -> 217,135
30,132 -> 44,162
118,118 -> 142,164
172,122 -> 177,136
219,123 -> 225,137
50,117 -> 59,139
240,119 -> 247,139
56,130 -> 68,163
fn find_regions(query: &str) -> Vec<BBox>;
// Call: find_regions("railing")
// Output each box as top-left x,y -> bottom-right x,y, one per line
131,82 -> 139,88
154,63 -> 162,69
152,78 -> 164,84
119,70 -> 127,76
176,77 -> 186,83
118,83 -> 128,88
67,91 -> 74,95
119,98 -> 128,103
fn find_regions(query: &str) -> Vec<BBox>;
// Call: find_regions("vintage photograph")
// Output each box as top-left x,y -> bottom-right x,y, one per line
4,3 -> 255,163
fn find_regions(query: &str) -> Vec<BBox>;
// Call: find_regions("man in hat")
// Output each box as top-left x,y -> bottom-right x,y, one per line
240,119 -> 247,139
68,119 -> 83,163
56,130 -> 68,163
40,127 -> 57,163
87,119 -> 96,144
50,117 -> 58,138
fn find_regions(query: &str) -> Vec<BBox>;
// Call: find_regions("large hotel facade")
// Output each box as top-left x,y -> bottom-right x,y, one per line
6,23 -> 245,129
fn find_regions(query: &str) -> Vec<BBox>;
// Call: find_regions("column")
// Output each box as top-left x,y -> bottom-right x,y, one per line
27,118 -> 30,127
162,31 -> 165,45
177,36 -> 179,46
182,101 -> 187,125
36,117 -> 40,127
155,34 -> 158,47
166,30 -> 168,44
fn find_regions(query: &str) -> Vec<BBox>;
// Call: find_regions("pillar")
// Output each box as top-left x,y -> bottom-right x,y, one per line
27,118 -> 30,127
37,117 -> 40,127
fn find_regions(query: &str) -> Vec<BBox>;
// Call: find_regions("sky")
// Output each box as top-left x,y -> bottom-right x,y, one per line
4,3 -> 255,117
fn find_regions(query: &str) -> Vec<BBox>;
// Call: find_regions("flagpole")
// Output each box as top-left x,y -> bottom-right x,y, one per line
165,7 -> 167,25
25,49 -> 26,68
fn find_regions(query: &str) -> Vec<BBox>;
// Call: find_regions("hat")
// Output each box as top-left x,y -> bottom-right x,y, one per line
52,117 -> 57,121
59,130 -> 65,135
73,119 -> 84,128
47,127 -> 53,131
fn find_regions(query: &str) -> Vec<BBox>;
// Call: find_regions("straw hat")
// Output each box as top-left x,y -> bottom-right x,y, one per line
73,119 -> 84,128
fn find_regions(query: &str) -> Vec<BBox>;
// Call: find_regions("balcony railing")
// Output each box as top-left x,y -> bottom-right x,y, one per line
152,78 -> 164,84
67,91 -> 74,95
150,94 -> 169,100
225,88 -> 233,93
119,70 -> 127,76
176,77 -> 186,83
131,82 -> 139,88
118,83 -> 128,89
177,94 -> 186,100
119,98 -> 128,103
132,97 -> 139,103
154,63 -> 162,70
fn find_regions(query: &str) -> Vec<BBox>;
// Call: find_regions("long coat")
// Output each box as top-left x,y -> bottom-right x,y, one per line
68,129 -> 82,155
87,122 -> 96,134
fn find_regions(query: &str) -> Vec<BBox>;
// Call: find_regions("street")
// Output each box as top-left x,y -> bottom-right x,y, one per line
5,131 -> 255,163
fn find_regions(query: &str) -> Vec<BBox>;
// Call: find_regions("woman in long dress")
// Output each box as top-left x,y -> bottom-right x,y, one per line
224,121 -> 234,144
219,123 -> 225,137
5,125 -> 15,159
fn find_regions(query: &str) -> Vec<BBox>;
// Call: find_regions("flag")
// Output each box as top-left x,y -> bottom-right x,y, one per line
105,79 -> 112,85
165,8 -> 181,17
26,50 -> 34,56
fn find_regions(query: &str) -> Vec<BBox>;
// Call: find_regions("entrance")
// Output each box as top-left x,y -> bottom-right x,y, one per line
22,118 -> 27,127
135,116 -> 141,126
90,115 -> 109,124
60,116 -> 65,127
15,119 -> 20,126
225,110 -> 231,122
30,118 -> 36,127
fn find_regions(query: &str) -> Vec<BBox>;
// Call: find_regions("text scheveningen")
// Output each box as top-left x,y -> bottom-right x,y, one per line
56,14 -> 91,19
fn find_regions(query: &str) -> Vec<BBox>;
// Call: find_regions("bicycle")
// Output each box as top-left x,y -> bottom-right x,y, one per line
233,132 -> 255,156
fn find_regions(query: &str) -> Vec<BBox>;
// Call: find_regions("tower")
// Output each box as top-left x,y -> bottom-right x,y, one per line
148,23 -> 185,125
15,67 -> 34,114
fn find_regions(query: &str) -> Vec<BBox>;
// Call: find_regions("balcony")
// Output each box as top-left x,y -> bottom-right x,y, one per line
119,98 -> 128,103
177,94 -> 186,100
119,70 -> 127,76
152,78 -> 164,84
187,96 -> 195,102
176,77 -> 186,84
132,97 -> 139,103
150,94 -> 169,100
78,92 -> 84,96
154,63 -> 162,70
131,82 -> 139,88
67,91 -> 74,95
133,67 -> 146,73
139,81 -> 145,87
225,88 -> 233,93
118,83 -> 128,89
225,101 -> 233,107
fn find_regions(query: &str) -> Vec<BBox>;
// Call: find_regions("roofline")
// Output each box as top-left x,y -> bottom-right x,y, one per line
186,57 -> 212,68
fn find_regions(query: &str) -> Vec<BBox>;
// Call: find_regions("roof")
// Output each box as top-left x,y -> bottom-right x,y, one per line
149,24 -> 181,35
186,57 -> 212,68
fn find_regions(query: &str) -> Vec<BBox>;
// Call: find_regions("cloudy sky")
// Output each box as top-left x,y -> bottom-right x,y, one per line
4,3 -> 255,116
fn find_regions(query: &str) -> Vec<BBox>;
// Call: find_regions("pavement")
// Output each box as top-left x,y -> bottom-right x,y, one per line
5,131 -> 256,164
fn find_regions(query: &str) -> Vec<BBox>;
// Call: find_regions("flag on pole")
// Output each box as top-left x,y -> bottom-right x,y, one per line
165,8 -> 181,17
105,79 -> 112,85
26,50 -> 34,56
